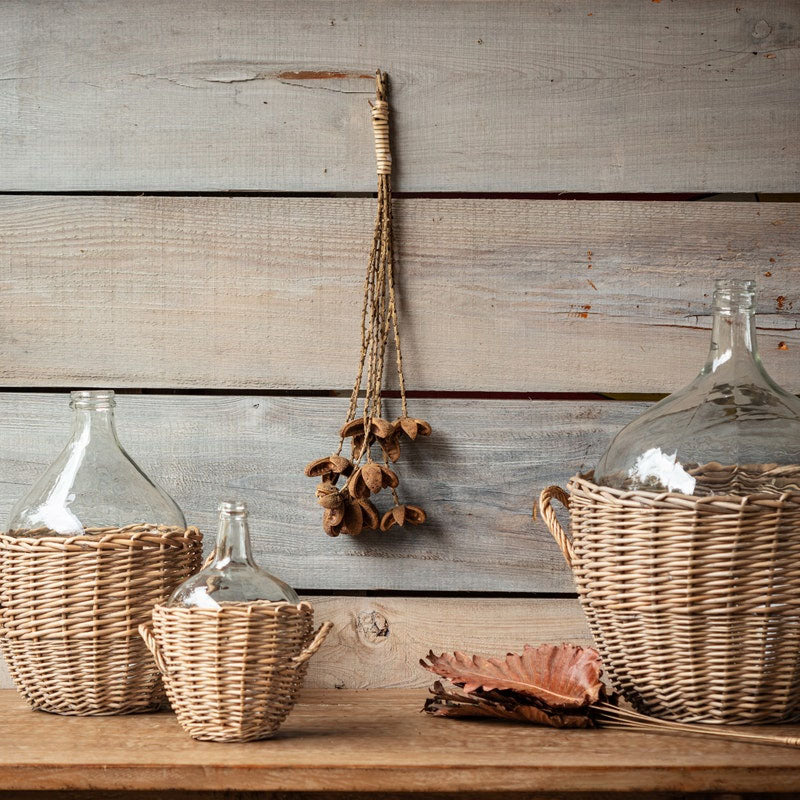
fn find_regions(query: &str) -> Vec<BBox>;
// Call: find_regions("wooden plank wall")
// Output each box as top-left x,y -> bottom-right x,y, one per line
0,0 -> 798,690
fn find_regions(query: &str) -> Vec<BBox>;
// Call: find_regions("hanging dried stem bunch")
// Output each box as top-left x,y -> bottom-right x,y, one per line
305,71 -> 430,537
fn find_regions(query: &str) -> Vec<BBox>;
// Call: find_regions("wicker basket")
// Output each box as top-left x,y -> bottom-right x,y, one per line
139,601 -> 333,742
539,471 -> 800,724
0,524 -> 202,716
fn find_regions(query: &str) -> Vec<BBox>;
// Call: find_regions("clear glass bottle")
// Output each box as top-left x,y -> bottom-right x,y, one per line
7,390 -> 186,536
595,279 -> 800,495
167,501 -> 299,608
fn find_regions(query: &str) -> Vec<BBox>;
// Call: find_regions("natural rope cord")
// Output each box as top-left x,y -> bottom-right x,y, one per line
0,525 -> 202,715
539,467 -> 800,725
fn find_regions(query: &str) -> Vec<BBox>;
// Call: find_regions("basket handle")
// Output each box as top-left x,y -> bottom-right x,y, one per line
538,486 -> 574,567
293,621 -> 334,666
138,621 -> 169,677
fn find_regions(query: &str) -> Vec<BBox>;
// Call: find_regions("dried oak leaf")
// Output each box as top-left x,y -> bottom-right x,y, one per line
358,498 -> 380,530
305,455 -> 353,484
315,481 -> 344,509
423,681 -> 595,728
420,644 -> 603,709
395,417 -> 432,441
380,504 -> 426,531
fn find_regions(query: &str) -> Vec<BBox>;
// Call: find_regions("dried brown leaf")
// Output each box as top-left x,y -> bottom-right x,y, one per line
420,644 -> 603,709
423,682 -> 596,728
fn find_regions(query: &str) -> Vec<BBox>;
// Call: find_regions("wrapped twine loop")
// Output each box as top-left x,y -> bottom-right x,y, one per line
370,97 -> 391,175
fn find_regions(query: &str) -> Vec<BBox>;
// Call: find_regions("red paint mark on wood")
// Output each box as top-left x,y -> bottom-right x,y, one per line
769,257 -> 776,263
277,71 -> 374,80
588,279 -> 598,291
779,341 -> 789,351
765,271 -> 773,277
776,295 -> 787,310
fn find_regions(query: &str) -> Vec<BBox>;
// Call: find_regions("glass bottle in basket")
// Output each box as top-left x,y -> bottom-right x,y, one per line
595,279 -> 800,495
167,500 -> 299,608
7,390 -> 186,536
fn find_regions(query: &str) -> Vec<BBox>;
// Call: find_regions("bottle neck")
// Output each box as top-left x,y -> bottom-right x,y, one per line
213,513 -> 254,567
70,406 -> 121,447
701,291 -> 761,377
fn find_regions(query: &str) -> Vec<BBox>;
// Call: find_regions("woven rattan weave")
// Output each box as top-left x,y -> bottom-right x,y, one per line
0,524 -> 202,716
140,601 -> 332,742
540,469 -> 800,724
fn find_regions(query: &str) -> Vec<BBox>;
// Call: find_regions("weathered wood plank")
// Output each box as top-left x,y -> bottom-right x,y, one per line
0,596 -> 590,690
2,690 -> 799,793
0,393 -> 647,592
1,1 -> 797,192
1,197 -> 799,393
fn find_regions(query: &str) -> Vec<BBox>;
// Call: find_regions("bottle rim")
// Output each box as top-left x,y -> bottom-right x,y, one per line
713,278 -> 755,310
69,389 -> 116,409
219,499 -> 247,515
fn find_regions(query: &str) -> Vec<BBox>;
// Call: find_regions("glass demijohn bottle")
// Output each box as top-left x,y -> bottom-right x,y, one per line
7,390 -> 186,536
595,279 -> 800,495
167,500 -> 299,609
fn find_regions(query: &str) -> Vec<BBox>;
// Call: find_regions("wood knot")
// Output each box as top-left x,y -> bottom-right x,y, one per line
356,610 -> 390,643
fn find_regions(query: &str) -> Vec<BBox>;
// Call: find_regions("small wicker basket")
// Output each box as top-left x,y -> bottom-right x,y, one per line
540,471 -> 800,724
0,524 -> 202,716
139,601 -> 332,742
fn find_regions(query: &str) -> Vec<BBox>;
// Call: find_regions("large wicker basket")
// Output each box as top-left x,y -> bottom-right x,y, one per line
139,601 -> 332,742
539,471 -> 800,724
0,524 -> 202,716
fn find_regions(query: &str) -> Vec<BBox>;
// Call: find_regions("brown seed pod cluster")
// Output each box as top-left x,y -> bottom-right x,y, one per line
305,415 -> 430,537
305,72 -> 431,538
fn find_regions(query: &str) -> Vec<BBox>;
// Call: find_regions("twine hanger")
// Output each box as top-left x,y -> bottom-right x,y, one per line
304,70 -> 431,537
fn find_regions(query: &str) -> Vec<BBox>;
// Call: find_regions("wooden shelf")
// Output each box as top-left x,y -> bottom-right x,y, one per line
1,689 -> 799,795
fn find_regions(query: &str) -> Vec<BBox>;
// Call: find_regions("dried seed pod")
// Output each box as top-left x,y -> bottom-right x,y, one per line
315,481 -> 344,509
395,417 -> 432,441
341,417 -> 395,440
346,468 -> 371,500
341,499 -> 364,536
381,504 -> 427,531
361,462 -> 385,494
359,498 -> 380,530
305,455 -> 354,484
378,433 -> 401,463
322,506 -> 345,536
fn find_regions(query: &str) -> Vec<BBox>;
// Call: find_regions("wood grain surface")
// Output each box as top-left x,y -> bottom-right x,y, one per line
1,197 -> 798,393
0,596 -> 590,691
1,690 -> 798,793
0,392 -> 646,592
1,1 -> 797,192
